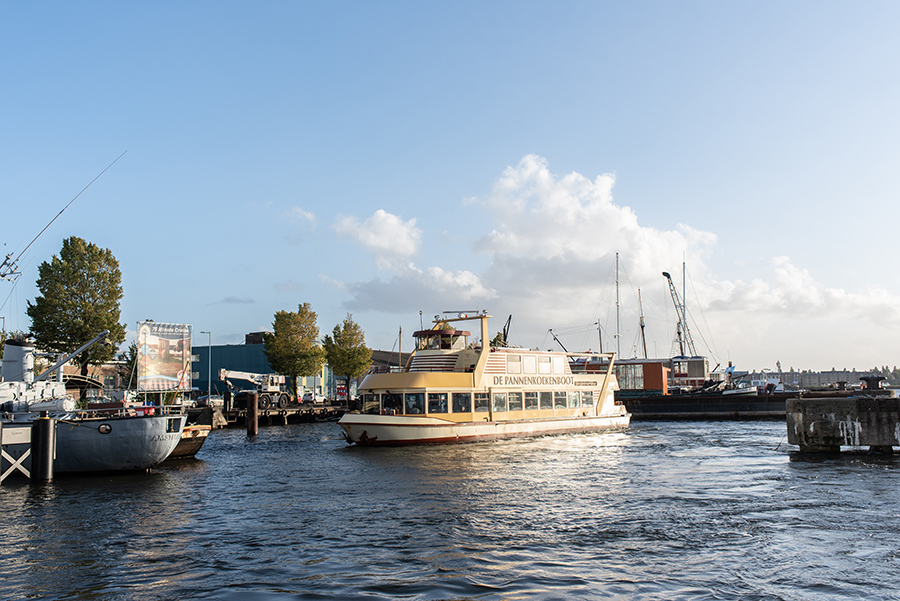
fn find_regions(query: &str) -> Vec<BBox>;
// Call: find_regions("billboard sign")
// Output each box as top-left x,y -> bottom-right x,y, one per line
137,321 -> 192,391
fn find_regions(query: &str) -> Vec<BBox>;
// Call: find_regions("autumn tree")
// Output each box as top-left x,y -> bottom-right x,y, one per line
26,237 -> 126,395
263,302 -> 326,400
323,313 -> 372,403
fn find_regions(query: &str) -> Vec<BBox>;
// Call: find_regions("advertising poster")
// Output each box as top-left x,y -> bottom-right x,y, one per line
137,321 -> 192,391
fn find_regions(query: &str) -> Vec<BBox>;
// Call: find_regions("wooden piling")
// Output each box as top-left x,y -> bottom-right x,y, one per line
247,392 -> 259,436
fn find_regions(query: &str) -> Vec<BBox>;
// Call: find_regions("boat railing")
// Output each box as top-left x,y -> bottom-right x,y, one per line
73,404 -> 178,419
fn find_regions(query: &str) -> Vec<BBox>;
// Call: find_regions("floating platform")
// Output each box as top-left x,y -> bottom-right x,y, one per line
786,396 -> 900,452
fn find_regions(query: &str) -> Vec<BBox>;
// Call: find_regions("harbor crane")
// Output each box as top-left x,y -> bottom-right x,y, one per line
662,271 -> 698,357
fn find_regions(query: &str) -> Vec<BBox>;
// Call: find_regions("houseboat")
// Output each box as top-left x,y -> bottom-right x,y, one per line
338,310 -> 630,445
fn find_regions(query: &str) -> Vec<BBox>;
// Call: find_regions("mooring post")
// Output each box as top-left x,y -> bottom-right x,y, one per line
247,392 -> 259,436
30,411 -> 56,483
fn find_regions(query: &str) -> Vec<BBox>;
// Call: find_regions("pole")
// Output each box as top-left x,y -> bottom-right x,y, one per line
615,252 -> 620,357
200,331 -> 211,400
247,392 -> 259,436
30,412 -> 56,483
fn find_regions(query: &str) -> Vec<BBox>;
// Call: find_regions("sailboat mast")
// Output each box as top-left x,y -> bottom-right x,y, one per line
615,252 -> 620,357
638,288 -> 648,359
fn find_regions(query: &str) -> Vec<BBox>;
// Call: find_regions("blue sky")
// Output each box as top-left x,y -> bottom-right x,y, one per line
2,1 -> 899,372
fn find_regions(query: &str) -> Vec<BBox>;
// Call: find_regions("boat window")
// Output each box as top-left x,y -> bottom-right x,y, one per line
524,391 -> 538,410
452,392 -> 472,413
554,391 -> 567,408
383,393 -> 402,414
540,391 -> 553,409
508,392 -> 523,411
538,356 -> 551,374
474,392 -> 490,412
362,393 -> 380,414
552,356 -> 566,374
508,355 -> 522,374
581,391 -> 594,407
492,392 -> 508,412
405,393 -> 425,414
615,364 -> 644,390
523,355 -> 537,374
428,393 -> 448,414
568,391 -> 580,408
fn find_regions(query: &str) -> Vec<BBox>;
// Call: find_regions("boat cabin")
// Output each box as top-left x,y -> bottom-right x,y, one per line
413,328 -> 471,351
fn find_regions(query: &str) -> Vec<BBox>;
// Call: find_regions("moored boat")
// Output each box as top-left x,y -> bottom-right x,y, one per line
0,334 -> 186,474
166,423 -> 211,459
338,310 -> 630,446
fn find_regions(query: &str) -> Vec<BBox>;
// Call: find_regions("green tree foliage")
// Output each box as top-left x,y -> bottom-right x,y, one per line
323,313 -> 372,401
0,329 -> 27,360
26,237 -> 126,388
263,302 -> 326,399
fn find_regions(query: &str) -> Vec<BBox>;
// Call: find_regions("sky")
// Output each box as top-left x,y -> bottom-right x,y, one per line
2,1 -> 899,373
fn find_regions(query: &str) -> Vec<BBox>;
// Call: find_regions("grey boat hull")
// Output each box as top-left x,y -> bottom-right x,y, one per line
3,413 -> 187,474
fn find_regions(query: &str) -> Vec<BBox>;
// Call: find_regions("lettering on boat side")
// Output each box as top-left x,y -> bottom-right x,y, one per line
493,376 -> 575,386
149,434 -> 181,442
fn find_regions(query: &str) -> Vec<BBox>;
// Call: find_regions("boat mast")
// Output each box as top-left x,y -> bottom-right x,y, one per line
638,288 -> 648,359
615,252 -> 620,357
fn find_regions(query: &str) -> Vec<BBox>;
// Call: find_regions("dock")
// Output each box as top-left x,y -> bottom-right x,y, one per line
190,402 -> 347,429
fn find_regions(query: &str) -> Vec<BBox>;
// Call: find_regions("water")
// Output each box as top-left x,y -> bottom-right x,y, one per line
2,420 -> 900,600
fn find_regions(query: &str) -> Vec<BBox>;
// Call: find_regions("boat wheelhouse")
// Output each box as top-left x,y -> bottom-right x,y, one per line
338,311 -> 630,445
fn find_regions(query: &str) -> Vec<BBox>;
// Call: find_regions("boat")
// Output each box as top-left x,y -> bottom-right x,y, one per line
166,423 -> 211,459
0,333 -> 186,474
338,310 -> 630,446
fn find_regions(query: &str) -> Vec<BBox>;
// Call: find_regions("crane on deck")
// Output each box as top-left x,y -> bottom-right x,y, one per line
662,270 -> 698,358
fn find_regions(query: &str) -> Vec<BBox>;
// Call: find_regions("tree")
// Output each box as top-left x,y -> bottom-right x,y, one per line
323,313 -> 372,403
26,237 -> 126,395
263,302 -> 326,400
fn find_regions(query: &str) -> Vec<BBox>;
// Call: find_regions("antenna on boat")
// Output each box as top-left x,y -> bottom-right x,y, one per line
0,151 -> 127,281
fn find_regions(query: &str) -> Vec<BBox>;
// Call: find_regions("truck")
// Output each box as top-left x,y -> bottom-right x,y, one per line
218,368 -> 293,409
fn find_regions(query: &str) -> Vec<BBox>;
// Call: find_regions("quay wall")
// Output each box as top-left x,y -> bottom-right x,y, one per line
786,397 -> 900,452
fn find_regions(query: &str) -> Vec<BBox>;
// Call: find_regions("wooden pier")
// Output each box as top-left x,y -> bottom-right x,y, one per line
191,403 -> 346,429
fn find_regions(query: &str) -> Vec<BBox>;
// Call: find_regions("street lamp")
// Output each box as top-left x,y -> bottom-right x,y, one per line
200,331 -> 211,400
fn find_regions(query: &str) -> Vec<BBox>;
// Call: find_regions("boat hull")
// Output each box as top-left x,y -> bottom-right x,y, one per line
166,424 -> 211,459
339,412 -> 630,446
620,393 -> 791,420
2,414 -> 187,474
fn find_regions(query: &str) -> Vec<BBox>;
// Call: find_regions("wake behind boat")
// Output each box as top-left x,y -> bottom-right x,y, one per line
339,310 -> 630,445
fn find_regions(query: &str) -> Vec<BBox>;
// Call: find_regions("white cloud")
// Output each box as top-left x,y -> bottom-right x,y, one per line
328,155 -> 900,369
333,209 -> 422,270
289,207 -> 317,227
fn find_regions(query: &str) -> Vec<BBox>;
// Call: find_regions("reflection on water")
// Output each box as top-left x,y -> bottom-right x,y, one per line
2,421 -> 900,600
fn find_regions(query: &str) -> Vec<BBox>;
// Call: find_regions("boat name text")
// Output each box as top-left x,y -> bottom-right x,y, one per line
150,434 -> 181,442
493,375 -> 575,386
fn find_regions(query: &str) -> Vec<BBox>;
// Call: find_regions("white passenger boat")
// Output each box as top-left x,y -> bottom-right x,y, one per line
339,311 -> 630,445
1,334 -> 185,475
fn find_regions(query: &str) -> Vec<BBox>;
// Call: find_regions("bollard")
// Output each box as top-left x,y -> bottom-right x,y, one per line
247,392 -> 259,436
31,411 -> 56,483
